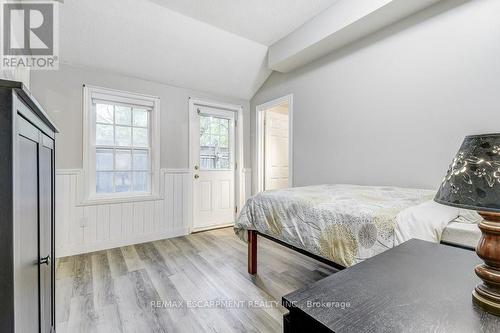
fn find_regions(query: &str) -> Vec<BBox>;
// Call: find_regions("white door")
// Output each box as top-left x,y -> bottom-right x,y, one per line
265,110 -> 289,190
192,106 -> 236,230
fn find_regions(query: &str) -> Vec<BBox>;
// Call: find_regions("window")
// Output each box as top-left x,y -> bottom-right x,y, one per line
83,85 -> 160,202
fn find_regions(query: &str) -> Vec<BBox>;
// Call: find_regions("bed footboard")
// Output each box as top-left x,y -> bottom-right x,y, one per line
248,230 -> 257,275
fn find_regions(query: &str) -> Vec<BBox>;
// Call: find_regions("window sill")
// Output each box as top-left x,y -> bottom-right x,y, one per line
78,193 -> 161,206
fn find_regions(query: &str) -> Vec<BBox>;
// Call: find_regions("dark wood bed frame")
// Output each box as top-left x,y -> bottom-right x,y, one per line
246,230 -> 475,275
247,230 -> 346,274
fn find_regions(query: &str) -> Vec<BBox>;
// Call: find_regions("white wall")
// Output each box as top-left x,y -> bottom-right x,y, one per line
30,63 -> 251,256
251,0 -> 500,191
30,63 -> 251,170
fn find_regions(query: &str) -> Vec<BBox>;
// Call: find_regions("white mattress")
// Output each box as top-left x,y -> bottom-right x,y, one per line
441,221 -> 481,249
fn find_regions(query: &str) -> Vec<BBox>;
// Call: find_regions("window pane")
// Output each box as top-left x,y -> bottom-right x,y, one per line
220,118 -> 229,134
220,132 -> 228,148
114,172 -> 131,192
133,150 -> 149,170
218,148 -> 230,169
200,130 -> 211,147
210,117 -> 220,135
199,116 -> 230,170
115,126 -> 132,146
96,124 -> 114,145
96,149 -> 113,171
116,149 -> 132,170
133,109 -> 148,127
115,106 -> 131,125
96,172 -> 113,193
200,116 -> 208,132
96,104 -> 113,124
133,127 -> 148,147
133,172 -> 148,192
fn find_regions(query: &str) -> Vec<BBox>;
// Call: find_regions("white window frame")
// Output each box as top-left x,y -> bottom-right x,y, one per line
82,85 -> 161,204
255,94 -> 293,193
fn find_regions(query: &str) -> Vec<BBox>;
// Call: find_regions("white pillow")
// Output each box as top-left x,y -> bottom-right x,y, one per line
395,200 -> 459,245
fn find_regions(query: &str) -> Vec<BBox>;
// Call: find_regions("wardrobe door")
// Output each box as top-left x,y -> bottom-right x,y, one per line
39,134 -> 54,333
14,115 -> 40,333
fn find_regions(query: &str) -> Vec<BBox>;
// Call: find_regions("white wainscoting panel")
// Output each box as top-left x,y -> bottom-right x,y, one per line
55,169 -> 192,258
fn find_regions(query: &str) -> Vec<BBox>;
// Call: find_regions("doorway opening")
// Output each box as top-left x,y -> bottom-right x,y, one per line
256,94 -> 293,193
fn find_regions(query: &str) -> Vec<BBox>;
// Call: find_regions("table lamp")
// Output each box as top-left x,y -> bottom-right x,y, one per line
435,133 -> 500,316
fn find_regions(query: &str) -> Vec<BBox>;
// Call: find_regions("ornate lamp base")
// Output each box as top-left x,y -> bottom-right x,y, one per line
473,212 -> 500,316
473,290 -> 500,316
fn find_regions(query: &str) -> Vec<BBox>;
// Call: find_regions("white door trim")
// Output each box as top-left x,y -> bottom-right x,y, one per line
188,98 -> 244,233
255,94 -> 293,194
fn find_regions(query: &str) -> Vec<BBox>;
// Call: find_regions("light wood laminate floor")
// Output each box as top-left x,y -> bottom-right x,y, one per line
56,227 -> 337,332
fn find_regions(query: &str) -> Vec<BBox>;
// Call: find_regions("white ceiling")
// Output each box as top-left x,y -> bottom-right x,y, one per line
59,0 -> 337,99
151,0 -> 339,46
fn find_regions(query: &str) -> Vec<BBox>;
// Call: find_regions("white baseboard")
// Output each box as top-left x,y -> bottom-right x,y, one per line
191,223 -> 234,233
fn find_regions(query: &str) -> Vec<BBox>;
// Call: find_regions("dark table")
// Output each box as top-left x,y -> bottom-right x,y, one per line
282,239 -> 500,332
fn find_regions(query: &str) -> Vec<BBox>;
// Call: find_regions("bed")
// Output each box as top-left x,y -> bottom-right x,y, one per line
235,184 -> 481,274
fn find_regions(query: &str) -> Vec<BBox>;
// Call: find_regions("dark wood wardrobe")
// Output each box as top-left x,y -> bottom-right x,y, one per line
0,79 -> 57,333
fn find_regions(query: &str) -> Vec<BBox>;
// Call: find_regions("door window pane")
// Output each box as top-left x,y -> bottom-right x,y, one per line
115,149 -> 132,170
199,115 -> 231,170
114,172 -> 131,192
210,117 -> 220,135
218,152 -> 229,169
219,131 -> 228,148
96,149 -> 113,171
96,124 -> 114,145
115,126 -> 132,146
96,172 -> 113,193
200,130 -> 211,147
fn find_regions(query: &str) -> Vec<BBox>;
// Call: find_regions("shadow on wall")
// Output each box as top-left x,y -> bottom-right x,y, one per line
250,0 -> 485,190
271,0 -> 471,84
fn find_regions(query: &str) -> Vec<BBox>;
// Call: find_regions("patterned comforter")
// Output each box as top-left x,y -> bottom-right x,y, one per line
235,184 -> 435,267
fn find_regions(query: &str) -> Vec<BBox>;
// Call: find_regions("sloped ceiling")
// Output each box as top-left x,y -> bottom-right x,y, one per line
151,0 -> 339,46
59,0 -> 338,100
59,0 -> 269,99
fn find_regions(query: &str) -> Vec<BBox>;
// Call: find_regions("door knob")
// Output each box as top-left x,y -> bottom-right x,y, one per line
39,255 -> 51,266
194,165 -> 199,170
194,174 -> 199,179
